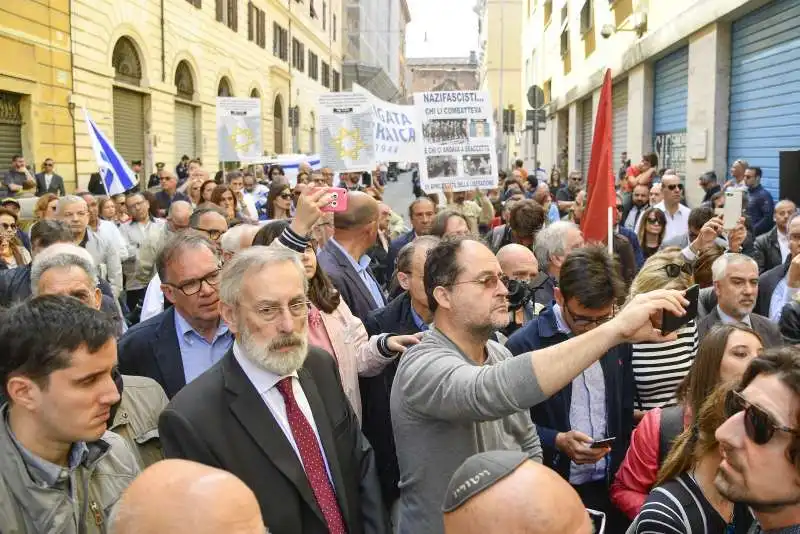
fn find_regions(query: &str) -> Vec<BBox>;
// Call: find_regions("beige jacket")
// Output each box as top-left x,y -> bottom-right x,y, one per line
109,375 -> 168,470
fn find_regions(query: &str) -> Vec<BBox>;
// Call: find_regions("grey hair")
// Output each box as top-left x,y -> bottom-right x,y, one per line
56,195 -> 86,215
396,235 -> 441,275
711,253 -> 758,282
220,224 -> 259,254
534,221 -> 579,273
156,231 -> 219,283
219,246 -> 308,307
31,243 -> 98,296
733,158 -> 749,169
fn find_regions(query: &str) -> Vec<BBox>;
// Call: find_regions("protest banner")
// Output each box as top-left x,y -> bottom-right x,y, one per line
352,83 -> 420,163
317,92 -> 375,172
414,90 -> 498,193
216,97 -> 263,162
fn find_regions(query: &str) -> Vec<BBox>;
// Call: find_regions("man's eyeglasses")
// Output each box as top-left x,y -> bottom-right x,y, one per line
724,389 -> 799,445
646,217 -> 663,225
44,163 -> 54,167
167,268 -> 222,296
448,273 -> 509,290
194,227 -> 224,241
0,222 -> 17,231
252,300 -> 310,322
662,263 -> 693,278
563,301 -> 615,329
665,183 -> 684,191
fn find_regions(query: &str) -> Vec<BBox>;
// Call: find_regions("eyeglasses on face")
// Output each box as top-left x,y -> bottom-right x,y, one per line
661,263 -> 693,278
646,217 -> 663,225
724,389 -> 799,445
279,192 -> 293,200
564,301 -> 615,328
194,227 -> 224,241
0,222 -> 17,231
251,299 -> 310,322
448,273 -> 509,290
167,268 -> 222,296
665,183 -> 684,191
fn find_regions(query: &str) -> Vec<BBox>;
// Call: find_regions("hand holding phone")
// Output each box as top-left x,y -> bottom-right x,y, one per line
312,187 -> 348,213
661,284 -> 699,335
590,437 -> 616,449
723,190 -> 743,230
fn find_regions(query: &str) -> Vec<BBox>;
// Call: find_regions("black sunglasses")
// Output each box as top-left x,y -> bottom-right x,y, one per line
646,217 -> 663,225
279,192 -> 293,200
724,389 -> 799,445
665,183 -> 684,191
662,263 -> 693,278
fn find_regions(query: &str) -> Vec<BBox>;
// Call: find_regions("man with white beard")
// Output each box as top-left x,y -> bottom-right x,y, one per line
158,244 -> 390,534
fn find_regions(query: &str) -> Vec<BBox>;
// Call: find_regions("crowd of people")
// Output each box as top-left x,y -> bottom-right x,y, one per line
0,148 -> 799,534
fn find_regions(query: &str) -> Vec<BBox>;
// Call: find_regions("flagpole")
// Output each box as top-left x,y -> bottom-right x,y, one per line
607,206 -> 613,255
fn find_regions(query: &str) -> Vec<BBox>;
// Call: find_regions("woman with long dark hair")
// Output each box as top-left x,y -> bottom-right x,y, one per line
251,219 -> 419,421
637,207 -> 667,259
0,208 -> 30,268
210,184 -> 242,225
264,183 -> 293,220
200,179 -> 217,203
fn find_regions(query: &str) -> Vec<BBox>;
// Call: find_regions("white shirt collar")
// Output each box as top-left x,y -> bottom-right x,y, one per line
232,341 -> 298,395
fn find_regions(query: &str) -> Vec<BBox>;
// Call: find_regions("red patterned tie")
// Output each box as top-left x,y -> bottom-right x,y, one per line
276,377 -> 347,533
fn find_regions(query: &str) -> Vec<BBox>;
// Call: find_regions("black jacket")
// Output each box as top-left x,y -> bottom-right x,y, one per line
117,307 -> 186,398
779,300 -> 800,344
753,227 -> 784,275
361,292 -> 421,506
697,308 -> 783,348
506,306 -> 635,482
756,258 -> 792,318
159,347 -> 389,534
35,172 -> 66,196
317,240 -> 386,322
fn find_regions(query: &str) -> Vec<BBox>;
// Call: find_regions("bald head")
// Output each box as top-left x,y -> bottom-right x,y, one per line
444,458 -> 591,534
113,459 -> 264,534
497,243 -> 538,281
168,201 -> 192,231
333,191 -> 379,230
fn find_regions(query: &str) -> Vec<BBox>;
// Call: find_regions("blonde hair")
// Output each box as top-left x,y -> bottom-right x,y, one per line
628,247 -> 694,299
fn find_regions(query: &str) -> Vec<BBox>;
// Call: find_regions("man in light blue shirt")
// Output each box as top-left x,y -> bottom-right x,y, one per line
175,309 -> 233,384
764,214 -> 800,323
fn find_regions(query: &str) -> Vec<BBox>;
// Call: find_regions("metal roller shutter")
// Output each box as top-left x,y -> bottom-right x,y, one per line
728,0 -> 800,199
174,102 -> 197,162
0,92 -> 23,166
612,81 -> 628,163
653,47 -> 689,177
581,97 -> 593,178
112,88 -> 145,165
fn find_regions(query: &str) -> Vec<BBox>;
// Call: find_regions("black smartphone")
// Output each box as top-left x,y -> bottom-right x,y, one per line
590,437 -> 616,449
661,283 -> 700,335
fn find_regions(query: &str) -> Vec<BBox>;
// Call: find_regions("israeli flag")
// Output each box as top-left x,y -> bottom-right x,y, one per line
83,108 -> 138,195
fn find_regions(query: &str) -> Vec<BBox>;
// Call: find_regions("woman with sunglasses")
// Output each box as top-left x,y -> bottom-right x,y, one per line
611,323 -> 763,521
628,248 -> 698,415
251,219 -> 419,422
0,208 -> 30,268
262,183 -> 293,221
637,207 -> 667,259
628,383 -> 754,533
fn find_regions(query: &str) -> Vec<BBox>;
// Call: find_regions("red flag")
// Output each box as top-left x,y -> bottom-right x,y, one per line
581,69 -> 615,246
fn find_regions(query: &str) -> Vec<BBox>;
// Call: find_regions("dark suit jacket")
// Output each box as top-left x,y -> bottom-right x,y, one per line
753,227 -> 783,274
117,307 -> 185,398
756,258 -> 791,318
386,231 -> 415,274
317,240 -> 386,322
361,292 -> 421,506
505,306 -> 635,481
697,307 -> 783,348
158,347 -> 389,534
34,172 -> 65,196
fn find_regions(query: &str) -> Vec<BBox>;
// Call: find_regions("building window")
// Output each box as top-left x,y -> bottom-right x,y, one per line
544,0 -> 552,25
248,3 -> 266,47
174,61 -> 195,100
186,0 -> 201,7
216,0 -> 238,31
112,37 -> 143,86
309,52 -> 319,80
218,77 -> 233,97
292,39 -> 305,72
310,0 -> 318,18
323,1 -> 327,29
580,0 -> 593,34
333,13 -> 337,40
321,62 -> 330,88
332,69 -> 340,92
273,23 -> 289,61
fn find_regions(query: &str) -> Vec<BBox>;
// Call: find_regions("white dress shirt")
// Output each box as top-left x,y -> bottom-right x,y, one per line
232,342 -> 334,482
778,229 -> 791,263
140,273 -> 165,322
43,173 -> 53,190
653,201 -> 691,243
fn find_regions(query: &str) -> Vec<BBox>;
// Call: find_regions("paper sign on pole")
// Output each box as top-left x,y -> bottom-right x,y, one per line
414,91 -> 498,193
216,97 -> 263,162
317,92 -> 375,172
352,83 -> 419,163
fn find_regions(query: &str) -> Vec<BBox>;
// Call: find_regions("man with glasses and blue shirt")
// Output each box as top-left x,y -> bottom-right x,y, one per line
649,173 -> 691,242
118,232 -> 233,398
506,245 -> 635,533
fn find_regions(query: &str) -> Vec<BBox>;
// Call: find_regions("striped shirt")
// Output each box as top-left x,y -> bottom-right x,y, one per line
632,322 -> 698,411
631,472 -> 752,534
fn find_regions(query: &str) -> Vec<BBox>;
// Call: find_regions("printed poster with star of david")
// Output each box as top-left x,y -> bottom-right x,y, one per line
317,92 -> 375,172
216,97 -> 263,162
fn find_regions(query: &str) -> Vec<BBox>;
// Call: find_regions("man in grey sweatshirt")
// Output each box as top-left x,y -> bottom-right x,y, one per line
390,237 -> 688,534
